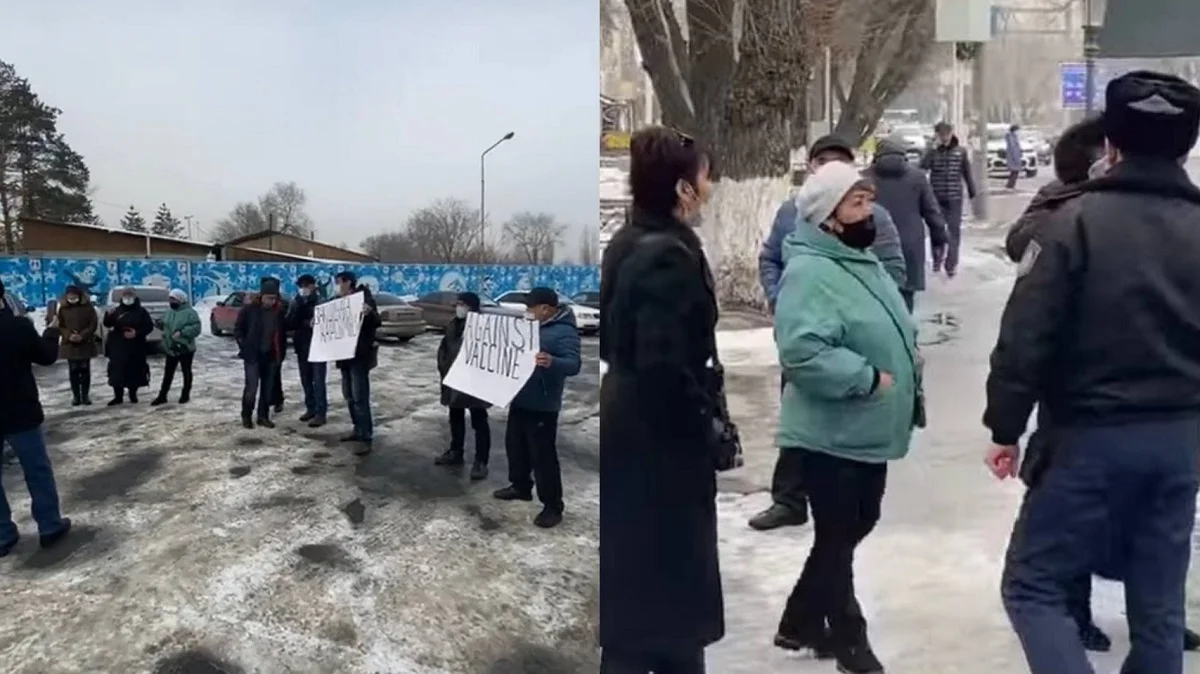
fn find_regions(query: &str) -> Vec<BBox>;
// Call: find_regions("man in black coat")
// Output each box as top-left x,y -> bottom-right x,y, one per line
0,309 -> 72,556
333,271 -> 379,453
985,71 -> 1200,674
287,274 -> 327,428
102,287 -> 155,405
234,280 -> 287,429
863,138 -> 950,311
920,121 -> 977,277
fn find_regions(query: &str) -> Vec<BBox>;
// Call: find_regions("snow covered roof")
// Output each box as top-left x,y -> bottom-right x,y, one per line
20,217 -> 214,248
236,246 -> 344,264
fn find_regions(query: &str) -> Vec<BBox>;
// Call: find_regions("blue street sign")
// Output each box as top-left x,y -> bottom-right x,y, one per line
1060,62 -> 1113,110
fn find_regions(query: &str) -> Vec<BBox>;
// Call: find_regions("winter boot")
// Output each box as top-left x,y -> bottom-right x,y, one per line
179,386 -> 190,404
435,448 -> 465,466
469,461 -> 488,481
1185,627 -> 1200,651
774,628 -> 835,660
69,370 -> 82,406
80,370 -> 92,405
150,390 -> 169,406
107,387 -> 124,406
307,415 -> 326,428
749,503 -> 809,531
128,388 -> 139,404
832,628 -> 884,674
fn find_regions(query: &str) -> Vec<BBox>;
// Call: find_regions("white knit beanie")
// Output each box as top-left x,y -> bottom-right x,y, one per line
795,161 -> 868,225
168,288 -> 187,303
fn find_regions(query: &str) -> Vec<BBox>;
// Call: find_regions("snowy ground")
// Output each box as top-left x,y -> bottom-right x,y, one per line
706,222 -> 1200,673
0,320 -> 601,674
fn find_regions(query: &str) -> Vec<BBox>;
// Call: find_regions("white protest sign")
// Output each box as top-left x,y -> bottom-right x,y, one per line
443,311 -> 540,407
308,291 -> 366,363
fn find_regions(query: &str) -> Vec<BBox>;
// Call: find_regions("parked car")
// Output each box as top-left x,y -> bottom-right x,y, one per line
209,291 -> 292,338
1022,128 -> 1053,166
495,290 -> 599,335
571,291 -> 600,309
888,123 -> 931,164
986,125 -> 1038,179
374,292 -> 425,342
410,291 -> 512,330
97,286 -> 172,349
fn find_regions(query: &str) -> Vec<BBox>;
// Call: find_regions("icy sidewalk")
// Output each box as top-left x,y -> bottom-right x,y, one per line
707,242 -> 1199,673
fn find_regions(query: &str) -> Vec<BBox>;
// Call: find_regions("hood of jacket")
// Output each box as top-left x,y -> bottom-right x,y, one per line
872,140 -> 910,178
62,285 -> 92,307
782,213 -> 880,267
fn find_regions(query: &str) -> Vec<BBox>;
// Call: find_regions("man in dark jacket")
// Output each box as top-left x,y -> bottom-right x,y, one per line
920,122 -> 978,277
287,274 -> 327,428
751,134 -> 909,532
864,138 -> 950,311
234,280 -> 287,429
334,271 -> 379,453
434,291 -> 492,480
984,71 -> 1200,674
102,287 -> 155,405
493,287 -> 581,529
0,309 -> 72,557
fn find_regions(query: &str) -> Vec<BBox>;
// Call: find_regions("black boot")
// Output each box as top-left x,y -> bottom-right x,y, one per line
242,410 -> 254,429
748,503 -> 809,531
151,389 -> 169,406
832,628 -> 884,674
80,369 -> 92,405
469,461 -> 488,481
128,388 -> 139,404
774,629 -> 835,660
179,388 -> 190,404
435,448 -> 465,466
1078,622 -> 1111,652
1185,627 -> 1200,651
107,387 -> 124,406
69,369 -> 82,406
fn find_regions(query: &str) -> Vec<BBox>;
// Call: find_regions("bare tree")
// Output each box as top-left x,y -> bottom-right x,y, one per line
403,198 -> 484,263
213,181 -> 314,241
578,225 -> 599,266
503,212 -> 566,265
829,0 -> 937,143
361,230 -> 419,262
987,33 -> 1073,125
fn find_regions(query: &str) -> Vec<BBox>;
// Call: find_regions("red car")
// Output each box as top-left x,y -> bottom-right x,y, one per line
209,291 -> 291,337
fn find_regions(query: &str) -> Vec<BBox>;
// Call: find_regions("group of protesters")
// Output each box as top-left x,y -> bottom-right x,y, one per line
600,69 -> 1200,674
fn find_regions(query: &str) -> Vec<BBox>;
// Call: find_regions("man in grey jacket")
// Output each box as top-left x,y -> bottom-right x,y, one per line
749,134 -> 908,532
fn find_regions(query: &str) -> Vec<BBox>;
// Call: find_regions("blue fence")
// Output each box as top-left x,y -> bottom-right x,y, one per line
0,256 -> 600,308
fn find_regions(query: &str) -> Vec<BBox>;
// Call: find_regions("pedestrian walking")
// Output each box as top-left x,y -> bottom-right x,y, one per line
598,126 -> 723,673
751,133 -> 909,533
333,271 -> 379,453
434,292 -> 492,480
151,289 -> 200,406
287,274 -> 328,427
103,286 -> 154,405
863,138 -> 949,311
1004,123 -> 1023,190
770,160 -> 919,674
0,306 -> 72,557
55,285 -> 98,406
234,280 -> 287,429
984,70 -> 1200,674
919,121 -> 977,277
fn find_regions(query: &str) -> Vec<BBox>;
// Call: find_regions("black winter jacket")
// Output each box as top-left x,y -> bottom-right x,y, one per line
286,293 -> 319,359
985,158 -> 1200,445
863,144 -> 950,291
920,135 -> 977,203
0,313 -> 59,436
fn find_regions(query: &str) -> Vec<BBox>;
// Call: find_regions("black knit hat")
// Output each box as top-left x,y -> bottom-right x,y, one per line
1104,70 -> 1200,159
260,277 -> 280,296
457,292 -> 481,312
296,274 -> 316,287
524,287 -> 559,308
808,134 -> 856,162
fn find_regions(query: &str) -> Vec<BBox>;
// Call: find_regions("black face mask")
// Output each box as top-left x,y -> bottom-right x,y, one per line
168,302 -> 181,310
824,215 -> 877,250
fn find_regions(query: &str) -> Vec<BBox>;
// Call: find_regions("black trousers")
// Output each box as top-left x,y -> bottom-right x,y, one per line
778,449 -> 887,645
1064,573 -> 1094,629
599,648 -> 705,674
242,357 -> 279,420
159,351 -> 194,397
67,358 -> 91,396
449,407 -> 491,463
505,407 -> 563,512
770,372 -> 809,513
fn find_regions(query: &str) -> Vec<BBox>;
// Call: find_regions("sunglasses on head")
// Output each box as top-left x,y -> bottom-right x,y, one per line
671,128 -> 695,147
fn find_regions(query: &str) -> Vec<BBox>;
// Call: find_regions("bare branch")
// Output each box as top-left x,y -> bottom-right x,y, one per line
626,0 -> 696,129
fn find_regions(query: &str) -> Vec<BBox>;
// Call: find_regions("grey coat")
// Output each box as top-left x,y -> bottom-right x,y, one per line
862,144 -> 950,291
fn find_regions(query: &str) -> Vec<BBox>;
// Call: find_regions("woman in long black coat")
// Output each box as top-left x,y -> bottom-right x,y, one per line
434,291 -> 492,480
103,287 -> 154,405
599,127 -> 722,674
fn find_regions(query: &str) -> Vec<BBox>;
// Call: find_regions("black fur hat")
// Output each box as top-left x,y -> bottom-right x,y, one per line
1104,70 -> 1200,159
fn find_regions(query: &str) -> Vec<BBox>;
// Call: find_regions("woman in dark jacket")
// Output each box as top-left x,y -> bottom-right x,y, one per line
103,286 -> 154,405
434,291 -> 492,480
56,285 -> 99,405
599,126 -> 722,673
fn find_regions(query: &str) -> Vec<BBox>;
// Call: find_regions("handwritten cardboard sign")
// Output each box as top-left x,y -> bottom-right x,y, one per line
443,311 -> 539,407
307,291 -> 365,363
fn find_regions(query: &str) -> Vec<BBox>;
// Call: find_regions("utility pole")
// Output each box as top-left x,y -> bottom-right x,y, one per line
183,215 -> 195,240
972,44 -> 989,222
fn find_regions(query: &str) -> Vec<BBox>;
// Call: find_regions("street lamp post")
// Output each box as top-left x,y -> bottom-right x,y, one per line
1083,0 -> 1108,115
480,131 -> 515,250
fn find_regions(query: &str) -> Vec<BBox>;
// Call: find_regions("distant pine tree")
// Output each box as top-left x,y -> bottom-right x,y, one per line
151,202 -> 183,237
120,206 -> 146,232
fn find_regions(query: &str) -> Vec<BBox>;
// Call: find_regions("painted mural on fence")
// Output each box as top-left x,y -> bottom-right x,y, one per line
0,256 -> 600,307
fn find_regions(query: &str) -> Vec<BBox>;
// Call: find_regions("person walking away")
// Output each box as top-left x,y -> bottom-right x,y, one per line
0,306 -> 72,557
287,274 -> 327,427
984,71 -> 1200,674
599,127 -> 723,673
771,161 -> 919,674
1004,124 -> 1023,190
919,121 -> 977,277
333,271 -> 379,453
103,286 -> 154,405
493,287 -> 581,528
152,289 -> 200,406
434,291 -> 492,480
234,281 -> 286,429
56,285 -> 98,406
751,133 -> 909,532
864,138 -> 950,311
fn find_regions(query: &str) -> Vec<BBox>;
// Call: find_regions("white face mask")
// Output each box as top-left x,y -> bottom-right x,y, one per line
67,297 -> 79,304
455,305 -> 468,319
299,287 -> 312,297
524,312 -> 537,322
121,297 -> 134,306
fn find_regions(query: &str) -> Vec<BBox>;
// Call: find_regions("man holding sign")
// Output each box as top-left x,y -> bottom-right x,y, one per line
492,287 -> 581,529
333,271 -> 379,453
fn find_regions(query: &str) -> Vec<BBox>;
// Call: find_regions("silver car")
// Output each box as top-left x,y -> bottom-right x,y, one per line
96,286 -> 171,348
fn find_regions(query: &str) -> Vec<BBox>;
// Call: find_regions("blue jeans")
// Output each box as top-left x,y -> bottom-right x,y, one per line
298,356 -> 327,416
340,363 -> 372,440
0,426 -> 67,543
1003,418 -> 1200,674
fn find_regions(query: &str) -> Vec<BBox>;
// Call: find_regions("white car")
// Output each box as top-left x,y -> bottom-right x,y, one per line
985,125 -> 1038,179
494,290 -> 600,335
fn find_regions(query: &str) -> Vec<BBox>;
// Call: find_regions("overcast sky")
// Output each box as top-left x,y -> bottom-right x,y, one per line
0,0 -> 599,250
